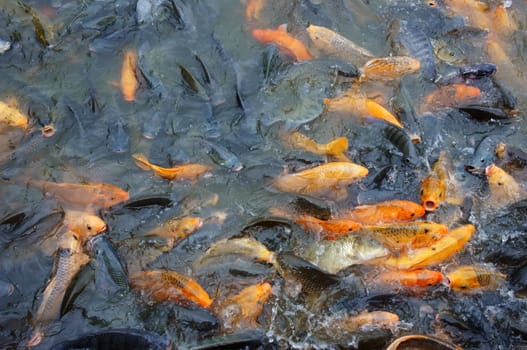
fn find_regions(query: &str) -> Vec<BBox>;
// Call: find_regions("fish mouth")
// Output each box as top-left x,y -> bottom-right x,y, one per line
423,201 -> 437,211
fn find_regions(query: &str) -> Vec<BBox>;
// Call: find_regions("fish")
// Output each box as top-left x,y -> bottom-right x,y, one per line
431,39 -> 466,66
357,221 -> 448,252
360,56 -> 420,81
492,4 -> 517,37
195,238 -> 276,269
199,139 -> 243,172
129,270 -> 212,308
281,131 -> 349,159
383,224 -> 475,270
218,282 -> 272,332
29,247 -> 90,347
245,0 -> 266,22
420,151 -> 451,211
396,20 -> 436,80
383,123 -> 421,166
86,235 -> 129,293
107,118 -> 130,153
447,265 -> 506,294
24,179 -> 129,210
306,24 -> 373,65
304,235 -> 390,274
251,26 -> 313,62
375,269 -> 444,288
273,162 -> 368,201
0,38 -> 11,54
62,210 -> 107,241
420,84 -> 482,113
386,334 -> 462,350
323,92 -> 403,128
485,163 -> 527,209
120,49 -> 139,102
146,216 -> 203,249
0,279 -> 15,297
132,153 -> 211,181
338,199 -> 426,225
465,135 -> 500,174
0,100 -> 29,129
49,330 -> 170,350
459,63 -> 497,80
328,311 -> 399,332
269,208 -> 362,240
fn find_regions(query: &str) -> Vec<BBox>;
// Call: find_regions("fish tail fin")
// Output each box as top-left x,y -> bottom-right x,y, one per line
364,99 -> 403,128
132,153 -> 153,171
325,137 -> 348,155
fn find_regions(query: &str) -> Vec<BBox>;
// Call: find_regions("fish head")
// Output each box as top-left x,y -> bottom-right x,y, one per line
420,178 -> 446,211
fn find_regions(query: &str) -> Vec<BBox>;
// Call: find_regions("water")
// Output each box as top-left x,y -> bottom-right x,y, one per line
1,0 -> 527,349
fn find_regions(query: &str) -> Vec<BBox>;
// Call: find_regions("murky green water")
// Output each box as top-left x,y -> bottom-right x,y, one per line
1,0 -> 527,349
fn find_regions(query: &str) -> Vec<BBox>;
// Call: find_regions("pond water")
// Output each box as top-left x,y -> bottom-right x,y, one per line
1,0 -> 527,349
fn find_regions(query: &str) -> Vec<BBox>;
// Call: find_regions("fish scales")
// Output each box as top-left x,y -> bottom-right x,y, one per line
398,21 -> 436,80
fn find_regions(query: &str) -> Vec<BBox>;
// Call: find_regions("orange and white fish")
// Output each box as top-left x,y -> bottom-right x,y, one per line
245,0 -> 266,22
146,216 -> 203,249
130,270 -> 212,308
63,210 -> 106,241
218,282 -> 272,332
120,49 -> 139,102
421,84 -> 481,113
133,153 -> 211,181
338,199 -> 425,225
485,163 -> 526,209
375,269 -> 445,289
420,151 -> 460,211
383,224 -> 475,270
446,264 -> 507,294
273,162 -> 368,201
251,26 -> 313,61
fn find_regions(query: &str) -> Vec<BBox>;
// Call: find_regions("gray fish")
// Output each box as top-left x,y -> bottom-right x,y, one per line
107,118 -> 130,153
199,139 -> 243,171
50,329 -> 170,350
0,279 -> 14,297
466,135 -> 501,174
383,123 -> 421,166
86,235 -> 129,293
395,20 -> 436,81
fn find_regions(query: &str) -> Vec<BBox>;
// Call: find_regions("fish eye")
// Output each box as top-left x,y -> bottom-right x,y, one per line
427,0 -> 436,7
424,228 -> 430,233
460,284 -> 467,289
410,212 -> 415,217
87,224 -> 92,231
497,182 -> 503,186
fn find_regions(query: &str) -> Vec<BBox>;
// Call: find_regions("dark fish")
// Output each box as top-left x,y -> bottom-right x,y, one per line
19,2 -> 50,48
189,329 -> 275,350
123,196 -> 173,209
199,139 -> 243,171
393,78 -> 423,143
492,78 -> 517,110
262,44 -> 286,83
179,64 -> 208,99
460,63 -> 496,80
86,235 -> 129,294
142,108 -> 165,139
458,105 -> 509,121
194,54 -> 226,107
0,279 -> 14,297
510,262 -> 527,298
107,118 -> 130,153
383,123 -> 421,166
397,20 -> 436,81
50,329 -> 170,350
466,135 -> 500,173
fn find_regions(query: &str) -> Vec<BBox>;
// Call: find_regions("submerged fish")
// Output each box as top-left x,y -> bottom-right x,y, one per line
281,131 -> 349,159
146,216 -> 202,249
132,153 -> 211,181
49,330 -> 170,350
86,235 -> 129,293
485,163 -> 527,209
199,139 -> 243,171
327,311 -> 399,333
120,49 -> 139,102
107,118 -> 130,153
0,100 -> 29,130
420,84 -> 481,113
338,199 -> 425,225
218,282 -> 272,332
29,247 -> 90,347
306,24 -> 373,65
447,264 -> 506,294
360,56 -> 420,81
252,26 -> 313,62
24,180 -> 129,210
383,224 -> 475,270
273,162 -> 368,201
130,270 -> 212,308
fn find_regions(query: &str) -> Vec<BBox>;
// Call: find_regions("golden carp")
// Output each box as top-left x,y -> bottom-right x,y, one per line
269,208 -> 362,240
120,49 -> 139,102
251,26 -> 313,62
273,162 -> 368,201
329,311 -> 399,332
383,224 -> 475,270
146,216 -> 202,249
338,199 -> 425,225
485,163 -> 526,209
447,264 -> 507,294
281,130 -> 349,159
218,282 -> 272,332
420,151 -> 459,211
133,153 -> 211,181
195,237 -> 276,268
421,84 -> 481,113
0,100 -> 29,130
375,269 -> 445,288
306,24 -> 373,64
25,179 -> 129,210
63,210 -> 106,241
360,56 -> 420,81
130,270 -> 212,308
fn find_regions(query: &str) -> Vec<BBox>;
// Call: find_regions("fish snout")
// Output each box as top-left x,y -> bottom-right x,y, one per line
423,200 -> 438,211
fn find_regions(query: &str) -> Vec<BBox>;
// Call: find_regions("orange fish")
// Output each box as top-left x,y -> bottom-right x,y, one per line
245,0 -> 265,22
146,216 -> 203,249
130,270 -> 212,308
358,221 -> 448,252
251,26 -> 313,61
332,311 -> 399,332
338,199 -> 425,225
376,269 -> 445,288
421,84 -> 481,113
281,131 -> 350,161
120,49 -> 139,102
133,153 -> 211,181
0,100 -> 29,130
383,224 -> 475,270
420,151 -> 454,211
25,179 -> 129,210
360,56 -> 420,81
269,208 -> 362,240
443,0 -> 491,31
218,282 -> 272,332
485,163 -> 526,209
63,210 -> 106,241
195,238 -> 276,268
492,4 -> 517,36
446,264 -> 506,294
324,92 -> 403,128
273,162 -> 368,201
